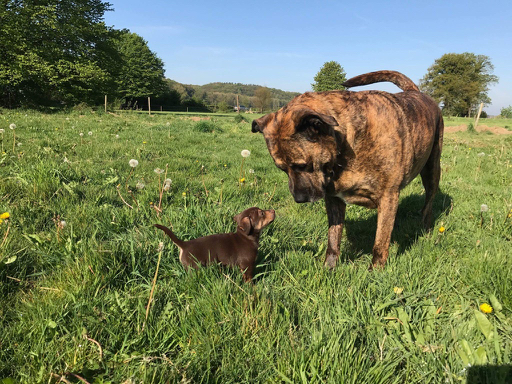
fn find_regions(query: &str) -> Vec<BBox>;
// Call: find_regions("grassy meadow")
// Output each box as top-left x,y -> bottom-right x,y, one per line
1,110 -> 512,383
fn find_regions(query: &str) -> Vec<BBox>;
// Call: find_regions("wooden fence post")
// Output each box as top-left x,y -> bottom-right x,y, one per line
105,95 -> 107,113
148,97 -> 151,115
474,103 -> 484,130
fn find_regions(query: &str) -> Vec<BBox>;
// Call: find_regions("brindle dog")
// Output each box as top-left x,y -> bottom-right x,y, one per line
252,70 -> 443,268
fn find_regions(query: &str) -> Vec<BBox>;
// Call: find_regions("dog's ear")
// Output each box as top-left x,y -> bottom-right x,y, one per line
252,113 -> 273,133
294,108 -> 338,141
238,216 -> 253,235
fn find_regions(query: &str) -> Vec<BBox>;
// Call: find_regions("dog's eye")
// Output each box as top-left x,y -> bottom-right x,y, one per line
291,163 -> 309,172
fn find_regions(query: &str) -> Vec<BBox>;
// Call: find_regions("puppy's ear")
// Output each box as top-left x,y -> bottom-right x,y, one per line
238,216 -> 253,235
251,113 -> 273,133
294,108 -> 338,141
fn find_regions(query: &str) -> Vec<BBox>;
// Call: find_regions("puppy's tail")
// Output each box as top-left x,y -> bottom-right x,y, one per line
154,224 -> 185,248
343,70 -> 419,92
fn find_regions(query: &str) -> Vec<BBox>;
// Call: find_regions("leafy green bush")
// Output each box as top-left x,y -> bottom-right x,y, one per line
500,106 -> 512,118
234,114 -> 248,123
194,120 -> 221,133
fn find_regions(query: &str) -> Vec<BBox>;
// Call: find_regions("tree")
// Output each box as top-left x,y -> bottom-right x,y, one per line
500,106 -> 512,118
254,87 -> 272,112
113,30 -> 166,102
0,0 -> 116,107
311,61 -> 347,92
419,53 -> 498,117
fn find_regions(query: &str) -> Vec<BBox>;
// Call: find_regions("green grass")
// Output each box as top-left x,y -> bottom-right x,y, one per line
1,110 -> 512,383
443,116 -> 512,130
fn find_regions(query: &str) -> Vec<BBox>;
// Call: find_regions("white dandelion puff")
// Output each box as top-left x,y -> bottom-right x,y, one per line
249,169 -> 255,174
163,178 -> 172,191
480,204 -> 489,212
129,159 -> 139,168
88,131 -> 92,136
9,123 -> 16,130
136,181 -> 145,190
154,168 -> 164,174
241,149 -> 251,158
79,132 -> 84,137
0,129 -> 5,134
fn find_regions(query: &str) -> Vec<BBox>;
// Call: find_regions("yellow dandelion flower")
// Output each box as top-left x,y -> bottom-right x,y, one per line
182,192 -> 186,197
480,303 -> 493,313
0,219 -> 3,225
240,178 -> 246,183
0,212 -> 9,220
143,141 -> 147,144
393,287 -> 403,295
438,226 -> 445,233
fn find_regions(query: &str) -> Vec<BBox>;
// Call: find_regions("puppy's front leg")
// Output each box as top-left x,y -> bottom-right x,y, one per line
372,191 -> 400,268
324,196 -> 346,269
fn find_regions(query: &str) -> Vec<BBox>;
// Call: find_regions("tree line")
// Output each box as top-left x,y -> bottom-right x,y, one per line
0,0 -> 298,112
1,1 -> 507,116
313,55 -> 503,117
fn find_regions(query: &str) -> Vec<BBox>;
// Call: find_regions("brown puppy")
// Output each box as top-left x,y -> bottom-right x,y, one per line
155,207 -> 275,282
252,70 -> 443,269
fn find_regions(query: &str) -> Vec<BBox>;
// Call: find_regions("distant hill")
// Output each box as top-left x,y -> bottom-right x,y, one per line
167,79 -> 300,110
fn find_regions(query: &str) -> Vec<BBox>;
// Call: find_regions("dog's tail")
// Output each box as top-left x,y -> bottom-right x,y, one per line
343,70 -> 419,92
154,224 -> 185,248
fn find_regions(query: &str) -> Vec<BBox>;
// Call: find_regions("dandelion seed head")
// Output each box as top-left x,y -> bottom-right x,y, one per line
88,131 -> 92,136
9,123 -> 16,130
249,169 -> 255,174
79,132 -> 84,137
129,159 -> 139,168
154,168 -> 164,174
136,182 -> 145,190
480,204 -> 489,212
241,149 -> 251,158
477,152 -> 485,157
158,242 -> 164,252
17,142 -> 22,147
163,178 -> 172,191
60,220 -> 66,228
0,129 -> 4,134
115,134 -> 120,139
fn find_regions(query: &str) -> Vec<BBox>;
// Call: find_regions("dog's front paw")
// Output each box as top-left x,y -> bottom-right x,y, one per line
324,252 -> 338,269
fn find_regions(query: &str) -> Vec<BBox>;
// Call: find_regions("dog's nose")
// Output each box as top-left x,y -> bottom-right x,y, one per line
293,192 -> 310,203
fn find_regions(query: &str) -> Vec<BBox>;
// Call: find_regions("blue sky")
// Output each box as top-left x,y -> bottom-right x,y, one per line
104,0 -> 512,115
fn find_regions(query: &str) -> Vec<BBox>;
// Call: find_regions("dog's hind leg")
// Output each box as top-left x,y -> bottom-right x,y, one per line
324,196 -> 346,269
420,119 -> 443,229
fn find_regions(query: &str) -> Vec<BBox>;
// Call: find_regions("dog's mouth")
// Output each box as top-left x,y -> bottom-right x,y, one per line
292,189 -> 325,203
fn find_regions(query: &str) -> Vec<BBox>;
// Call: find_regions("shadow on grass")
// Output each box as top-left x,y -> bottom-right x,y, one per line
343,190 -> 453,262
242,190 -> 452,283
466,365 -> 512,384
